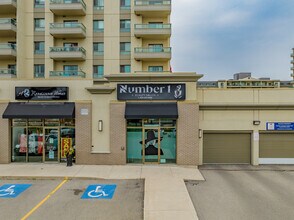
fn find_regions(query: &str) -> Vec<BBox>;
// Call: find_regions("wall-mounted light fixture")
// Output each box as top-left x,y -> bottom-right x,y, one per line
98,120 -> 103,132
253,120 -> 261,125
198,129 -> 202,138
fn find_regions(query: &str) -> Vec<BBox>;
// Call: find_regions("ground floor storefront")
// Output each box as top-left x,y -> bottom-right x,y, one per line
0,74 -> 201,165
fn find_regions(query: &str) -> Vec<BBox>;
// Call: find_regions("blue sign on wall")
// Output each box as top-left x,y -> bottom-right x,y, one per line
266,122 -> 294,131
0,184 -> 32,198
81,184 -> 117,200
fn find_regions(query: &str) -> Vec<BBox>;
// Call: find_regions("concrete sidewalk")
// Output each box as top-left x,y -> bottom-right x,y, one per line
0,164 -> 204,220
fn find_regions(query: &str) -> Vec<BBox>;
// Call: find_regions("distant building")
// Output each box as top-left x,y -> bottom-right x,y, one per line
198,73 -> 292,88
291,48 -> 294,79
233,72 -> 251,80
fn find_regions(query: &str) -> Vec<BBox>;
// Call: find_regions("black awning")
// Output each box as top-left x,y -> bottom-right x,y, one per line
2,102 -> 75,119
125,102 -> 178,119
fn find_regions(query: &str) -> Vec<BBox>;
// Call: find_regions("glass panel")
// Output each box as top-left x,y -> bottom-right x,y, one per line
160,128 -> 176,163
12,127 -> 27,162
45,119 -> 60,126
143,118 -> 159,126
12,119 -> 27,126
60,119 -> 75,126
127,128 -> 143,163
44,128 -> 59,162
127,119 -> 142,127
160,119 -> 176,127
61,128 -> 75,162
144,129 -> 160,163
27,127 -> 43,162
28,119 -> 43,126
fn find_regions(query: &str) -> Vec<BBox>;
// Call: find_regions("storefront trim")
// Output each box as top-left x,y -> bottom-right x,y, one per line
2,102 -> 75,119
125,102 -> 178,119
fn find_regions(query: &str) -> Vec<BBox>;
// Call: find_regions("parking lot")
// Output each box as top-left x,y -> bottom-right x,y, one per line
0,178 -> 144,220
186,166 -> 294,220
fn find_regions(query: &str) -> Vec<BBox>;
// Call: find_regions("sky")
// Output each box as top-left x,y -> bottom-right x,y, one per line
171,0 -> 294,80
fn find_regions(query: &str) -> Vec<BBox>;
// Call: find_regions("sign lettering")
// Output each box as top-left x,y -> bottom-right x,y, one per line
117,84 -> 186,100
15,87 -> 68,101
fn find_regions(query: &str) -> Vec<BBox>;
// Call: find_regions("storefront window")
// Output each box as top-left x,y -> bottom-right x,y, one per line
12,127 -> 27,162
12,119 -> 27,126
127,128 -> 143,163
45,119 -> 60,126
127,119 -> 176,164
60,119 -> 75,126
28,127 -> 43,162
143,118 -> 159,126
127,119 -> 142,127
160,128 -> 176,163
11,119 -> 75,163
28,119 -> 43,126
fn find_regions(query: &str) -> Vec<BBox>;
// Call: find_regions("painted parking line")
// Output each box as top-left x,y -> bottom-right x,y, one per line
21,178 -> 68,220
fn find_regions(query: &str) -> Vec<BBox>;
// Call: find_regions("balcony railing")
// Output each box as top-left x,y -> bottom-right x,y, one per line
50,0 -> 86,15
50,0 -> 86,9
134,47 -> 171,61
49,71 -> 86,78
49,46 -> 86,54
135,24 -> 171,29
50,22 -> 86,38
134,47 -> 171,53
135,0 -> 171,6
50,22 -> 86,31
0,43 -> 16,50
0,68 -> 16,75
0,18 -> 16,26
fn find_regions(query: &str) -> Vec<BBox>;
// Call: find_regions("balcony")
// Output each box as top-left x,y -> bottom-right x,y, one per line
50,23 -> 86,39
134,0 -> 171,17
0,43 -> 16,59
49,47 -> 86,61
134,47 -> 171,61
0,0 -> 17,14
0,68 -> 16,78
0,18 -> 16,37
134,24 -> 171,39
49,70 -> 86,78
50,0 -> 86,16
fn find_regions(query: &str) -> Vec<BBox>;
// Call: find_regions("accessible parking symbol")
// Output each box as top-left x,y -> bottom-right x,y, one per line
81,184 -> 117,199
0,184 -> 32,198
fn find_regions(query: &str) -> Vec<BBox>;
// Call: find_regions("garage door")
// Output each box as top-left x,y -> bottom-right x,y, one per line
203,133 -> 251,164
259,133 -> 294,164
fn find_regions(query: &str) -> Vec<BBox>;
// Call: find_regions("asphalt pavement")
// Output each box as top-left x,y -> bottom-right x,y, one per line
186,168 -> 294,220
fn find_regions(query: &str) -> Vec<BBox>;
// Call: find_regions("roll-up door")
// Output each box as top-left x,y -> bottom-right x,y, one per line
259,133 -> 294,164
203,133 -> 251,164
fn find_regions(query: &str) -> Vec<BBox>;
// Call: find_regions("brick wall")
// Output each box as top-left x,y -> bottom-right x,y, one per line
0,103 -> 10,164
76,102 -> 126,165
177,102 -> 200,165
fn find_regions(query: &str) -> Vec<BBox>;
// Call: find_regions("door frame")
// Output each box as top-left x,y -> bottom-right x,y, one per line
43,127 -> 60,163
142,127 -> 161,164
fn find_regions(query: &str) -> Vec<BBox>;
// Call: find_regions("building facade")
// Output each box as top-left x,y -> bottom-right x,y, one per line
0,0 -> 201,165
0,0 -> 294,166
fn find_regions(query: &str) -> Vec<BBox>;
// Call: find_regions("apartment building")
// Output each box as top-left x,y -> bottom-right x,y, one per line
0,0 -> 201,165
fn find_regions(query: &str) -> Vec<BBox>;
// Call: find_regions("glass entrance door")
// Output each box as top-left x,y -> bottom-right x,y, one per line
143,128 -> 161,163
44,128 -> 59,162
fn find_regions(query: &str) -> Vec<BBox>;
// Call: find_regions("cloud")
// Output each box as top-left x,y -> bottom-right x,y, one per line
171,0 -> 294,80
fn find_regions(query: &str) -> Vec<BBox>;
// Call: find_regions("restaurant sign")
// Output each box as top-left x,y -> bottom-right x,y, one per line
117,84 -> 186,100
15,87 -> 68,101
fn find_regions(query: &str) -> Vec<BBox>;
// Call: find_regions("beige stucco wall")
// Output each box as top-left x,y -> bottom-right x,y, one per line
198,88 -> 294,165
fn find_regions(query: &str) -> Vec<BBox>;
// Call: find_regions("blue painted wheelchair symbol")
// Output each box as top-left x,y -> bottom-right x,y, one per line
0,184 -> 32,198
81,184 -> 117,199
